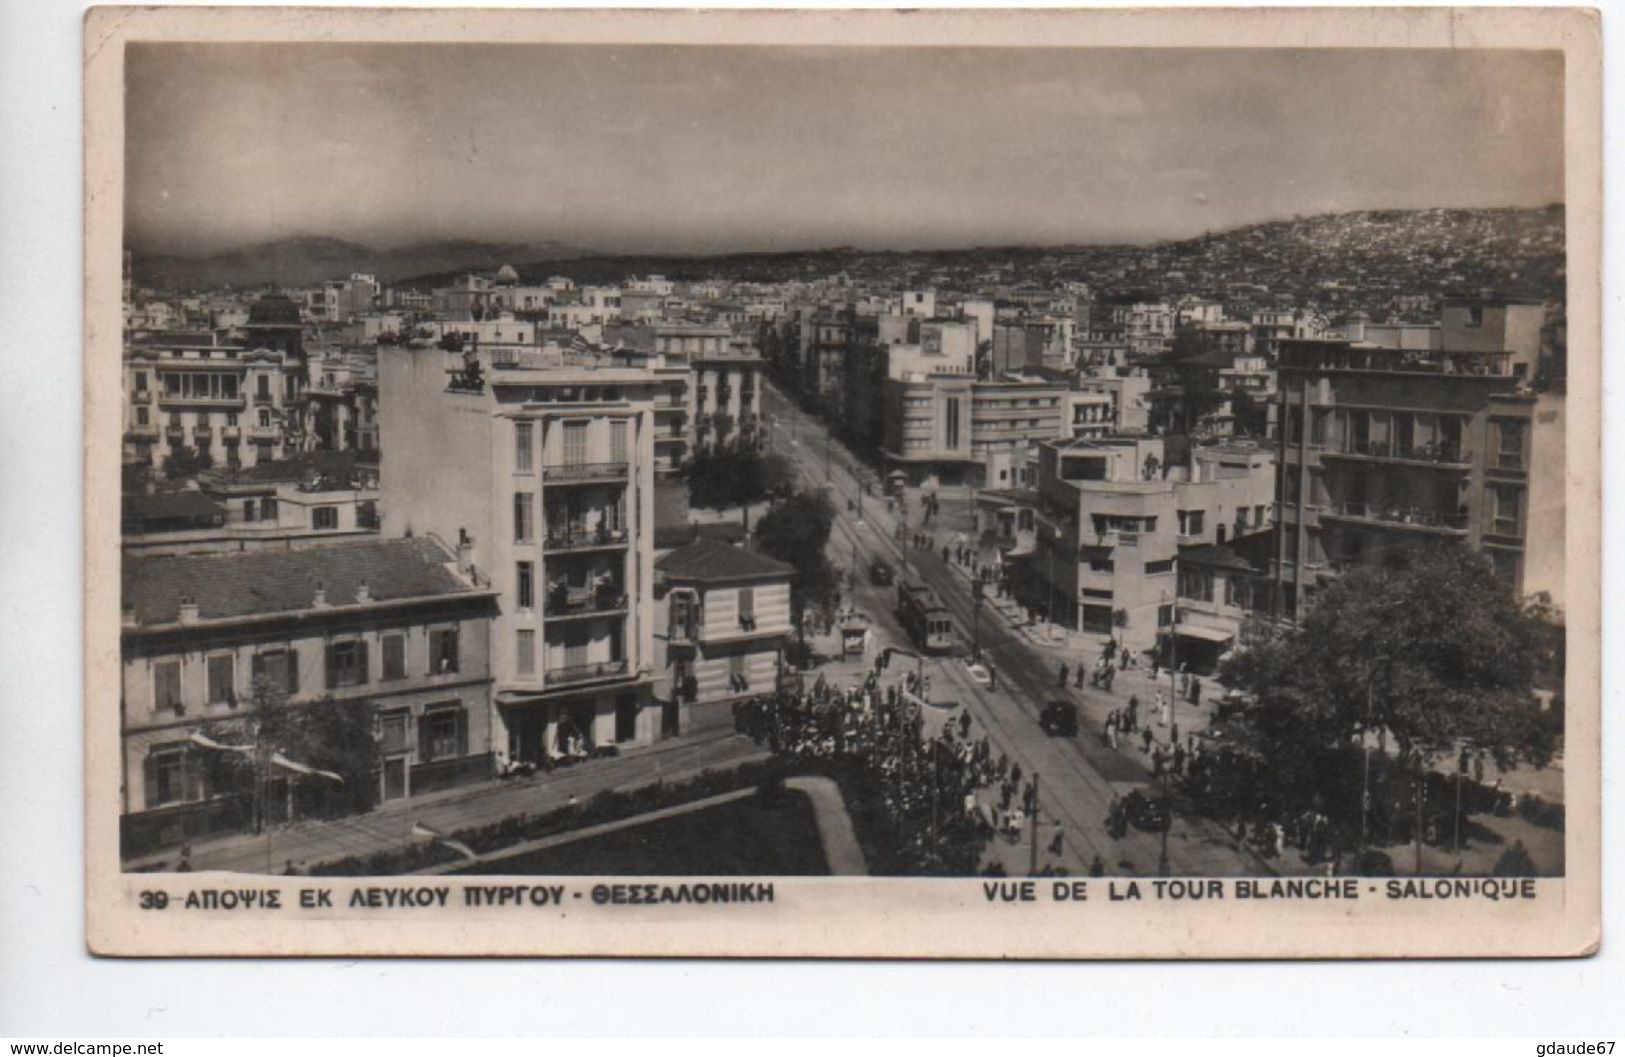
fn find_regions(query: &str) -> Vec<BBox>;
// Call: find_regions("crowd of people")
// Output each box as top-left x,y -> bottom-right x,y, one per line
732,670 -> 1038,875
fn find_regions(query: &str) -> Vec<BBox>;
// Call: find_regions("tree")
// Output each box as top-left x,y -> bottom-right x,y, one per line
1221,545 -> 1557,845
687,449 -> 793,529
754,490 -> 840,648
162,445 -> 213,480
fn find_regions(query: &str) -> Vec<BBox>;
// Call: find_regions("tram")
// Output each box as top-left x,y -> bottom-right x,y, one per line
895,579 -> 956,654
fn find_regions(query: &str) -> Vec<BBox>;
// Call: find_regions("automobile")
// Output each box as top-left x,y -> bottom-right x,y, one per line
1039,700 -> 1078,737
1123,789 -> 1171,833
869,559 -> 895,586
963,660 -> 992,688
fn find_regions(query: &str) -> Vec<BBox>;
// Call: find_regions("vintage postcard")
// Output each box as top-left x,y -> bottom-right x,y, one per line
84,6 -> 1601,958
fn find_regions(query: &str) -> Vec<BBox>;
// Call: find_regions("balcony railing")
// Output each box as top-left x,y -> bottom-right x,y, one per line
542,461 -> 629,483
544,527 -> 629,552
1321,503 -> 1469,533
544,657 -> 630,687
1322,439 -> 1470,467
158,394 -> 246,409
544,588 -> 628,619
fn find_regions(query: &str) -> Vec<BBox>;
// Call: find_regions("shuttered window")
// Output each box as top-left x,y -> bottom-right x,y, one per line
153,661 -> 183,712
326,639 -> 369,688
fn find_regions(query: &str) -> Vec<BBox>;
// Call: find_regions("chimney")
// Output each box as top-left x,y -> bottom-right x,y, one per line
312,581 -> 329,609
354,580 -> 370,604
177,597 -> 200,625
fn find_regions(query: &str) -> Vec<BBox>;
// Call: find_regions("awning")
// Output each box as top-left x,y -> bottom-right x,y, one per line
1173,623 -> 1234,644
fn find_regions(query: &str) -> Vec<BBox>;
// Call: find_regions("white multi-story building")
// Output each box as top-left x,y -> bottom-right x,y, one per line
380,341 -> 669,766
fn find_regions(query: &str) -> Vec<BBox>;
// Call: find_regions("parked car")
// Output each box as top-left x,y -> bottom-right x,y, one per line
1124,789 -> 1171,833
1039,700 -> 1078,737
963,660 -> 992,688
869,560 -> 895,586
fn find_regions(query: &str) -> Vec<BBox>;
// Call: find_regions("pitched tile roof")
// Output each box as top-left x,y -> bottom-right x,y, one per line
123,537 -> 480,626
656,538 -> 793,583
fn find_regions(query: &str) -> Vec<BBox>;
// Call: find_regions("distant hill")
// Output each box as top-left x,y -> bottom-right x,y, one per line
128,235 -> 593,290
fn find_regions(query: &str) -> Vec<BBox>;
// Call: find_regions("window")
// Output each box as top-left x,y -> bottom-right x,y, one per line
312,506 -> 339,530
135,370 -> 148,393
257,407 -> 272,428
729,651 -> 748,689
135,406 -> 150,426
563,421 -> 587,466
381,634 -> 406,681
256,375 -> 271,401
429,628 -> 460,675
610,420 -> 628,464
198,653 -> 233,706
1158,603 -> 1175,628
1145,559 -> 1174,576
325,639 -> 369,689
260,497 -> 278,522
252,648 -> 299,695
513,491 -> 534,542
1496,419 -> 1527,470
1178,510 -> 1206,536
378,710 -> 410,755
145,745 -> 198,807
418,707 -> 466,762
945,397 -> 961,449
1492,485 -> 1524,537
517,629 -> 536,677
153,660 -> 182,712
517,562 -> 534,609
227,412 -> 238,427
514,421 -> 534,472
737,588 -> 756,631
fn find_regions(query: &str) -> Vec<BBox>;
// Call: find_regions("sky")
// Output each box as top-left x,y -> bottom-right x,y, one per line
124,44 -> 1565,255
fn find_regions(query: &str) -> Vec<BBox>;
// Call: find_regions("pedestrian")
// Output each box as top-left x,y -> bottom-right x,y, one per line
176,843 -> 193,873
1102,666 -> 1115,693
1155,689 -> 1168,726
1057,663 -> 1069,689
1141,726 -> 1154,755
1189,677 -> 1202,707
1152,746 -> 1166,778
1121,647 -> 1132,670
1048,827 -> 1064,857
988,663 -> 998,691
1172,742 -> 1187,777
1126,695 -> 1139,732
1075,664 -> 1087,689
1150,656 -> 1161,681
958,711 -> 972,739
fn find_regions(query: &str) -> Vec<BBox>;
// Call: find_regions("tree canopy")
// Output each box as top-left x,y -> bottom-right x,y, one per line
1221,544 -> 1559,774
753,489 -> 840,631
687,448 -> 793,519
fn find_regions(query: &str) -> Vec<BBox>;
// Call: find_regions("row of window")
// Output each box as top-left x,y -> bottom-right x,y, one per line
147,631 -> 462,713
513,419 -> 629,473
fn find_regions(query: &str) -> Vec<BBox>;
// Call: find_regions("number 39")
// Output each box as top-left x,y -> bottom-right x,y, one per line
138,890 -> 169,910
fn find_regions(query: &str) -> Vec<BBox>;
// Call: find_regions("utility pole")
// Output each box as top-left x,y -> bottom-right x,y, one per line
1028,772 -> 1041,876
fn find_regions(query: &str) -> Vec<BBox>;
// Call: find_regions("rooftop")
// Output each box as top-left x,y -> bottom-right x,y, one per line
123,537 -> 483,627
656,538 -> 793,583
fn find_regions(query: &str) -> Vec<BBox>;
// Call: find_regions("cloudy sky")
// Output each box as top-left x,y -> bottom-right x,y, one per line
125,44 -> 1564,255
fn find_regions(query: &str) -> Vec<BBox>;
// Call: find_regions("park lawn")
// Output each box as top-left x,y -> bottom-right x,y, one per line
473,790 -> 830,876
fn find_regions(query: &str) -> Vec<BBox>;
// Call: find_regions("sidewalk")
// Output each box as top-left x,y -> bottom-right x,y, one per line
128,728 -> 769,874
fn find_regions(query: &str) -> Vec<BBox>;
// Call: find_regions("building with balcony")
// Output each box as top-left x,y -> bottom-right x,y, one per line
1021,436 -> 1276,649
690,342 -> 764,455
124,333 -> 297,471
378,341 -> 666,769
654,540 -> 794,726
118,537 -> 498,857
1273,297 -> 1563,618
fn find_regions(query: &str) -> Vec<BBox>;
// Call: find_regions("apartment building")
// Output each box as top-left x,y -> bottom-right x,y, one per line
379,341 -> 666,769
124,333 -> 296,471
1024,436 -> 1275,649
119,537 -> 498,856
881,374 -> 1069,489
654,540 -> 794,725
690,343 -> 764,455
1272,297 -> 1561,617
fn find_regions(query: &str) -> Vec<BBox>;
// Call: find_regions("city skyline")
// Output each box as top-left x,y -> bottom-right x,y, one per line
126,43 -> 1564,257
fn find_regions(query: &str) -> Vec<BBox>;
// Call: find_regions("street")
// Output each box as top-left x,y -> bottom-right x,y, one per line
765,380 -> 1262,876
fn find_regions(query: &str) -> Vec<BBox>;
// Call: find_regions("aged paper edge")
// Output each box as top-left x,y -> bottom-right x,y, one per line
83,5 -> 1603,960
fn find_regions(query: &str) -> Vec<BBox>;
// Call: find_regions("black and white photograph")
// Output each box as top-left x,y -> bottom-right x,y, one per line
79,6 -> 1601,959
